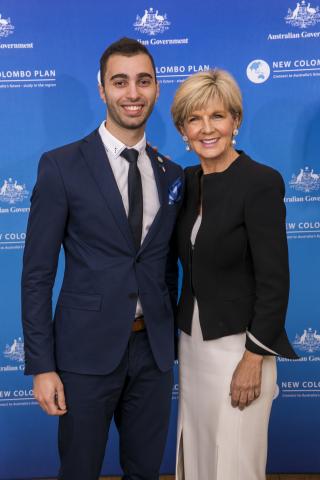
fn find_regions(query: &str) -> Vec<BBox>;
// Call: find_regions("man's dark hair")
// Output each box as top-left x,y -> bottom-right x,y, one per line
100,37 -> 157,86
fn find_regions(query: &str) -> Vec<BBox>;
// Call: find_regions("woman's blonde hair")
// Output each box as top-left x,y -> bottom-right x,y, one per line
171,69 -> 243,130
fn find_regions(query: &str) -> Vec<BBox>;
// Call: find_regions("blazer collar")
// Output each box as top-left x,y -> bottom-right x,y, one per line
80,129 -> 135,251
80,131 -> 167,254
138,145 -> 166,254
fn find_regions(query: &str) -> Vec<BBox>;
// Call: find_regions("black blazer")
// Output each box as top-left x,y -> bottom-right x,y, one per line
21,130 -> 184,375
175,152 -> 297,359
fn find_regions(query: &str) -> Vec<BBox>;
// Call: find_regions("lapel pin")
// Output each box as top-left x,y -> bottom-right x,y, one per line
154,154 -> 165,172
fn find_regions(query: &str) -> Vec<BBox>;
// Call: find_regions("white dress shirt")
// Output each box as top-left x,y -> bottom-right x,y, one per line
98,121 -> 160,318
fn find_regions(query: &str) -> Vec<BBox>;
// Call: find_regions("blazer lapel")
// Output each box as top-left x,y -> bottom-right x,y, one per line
139,145 -> 166,253
80,130 -> 135,251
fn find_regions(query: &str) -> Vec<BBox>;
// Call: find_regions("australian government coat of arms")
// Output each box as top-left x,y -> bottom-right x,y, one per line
0,13 -> 15,38
0,178 -> 29,204
134,8 -> 170,35
285,1 -> 320,28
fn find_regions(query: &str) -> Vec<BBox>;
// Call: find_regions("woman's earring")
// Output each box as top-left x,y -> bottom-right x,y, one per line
182,135 -> 191,151
232,128 -> 239,146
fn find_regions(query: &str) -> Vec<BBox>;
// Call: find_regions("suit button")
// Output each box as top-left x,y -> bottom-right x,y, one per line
128,293 -> 138,299
136,256 -> 141,263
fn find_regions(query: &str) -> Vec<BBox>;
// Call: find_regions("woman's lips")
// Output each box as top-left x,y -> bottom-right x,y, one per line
201,138 -> 219,147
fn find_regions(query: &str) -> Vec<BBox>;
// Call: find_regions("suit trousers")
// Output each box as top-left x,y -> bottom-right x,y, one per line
57,330 -> 173,480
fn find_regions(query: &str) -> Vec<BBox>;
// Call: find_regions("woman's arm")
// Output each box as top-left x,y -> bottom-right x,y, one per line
243,169 -> 293,356
230,350 -> 263,410
230,167 -> 290,409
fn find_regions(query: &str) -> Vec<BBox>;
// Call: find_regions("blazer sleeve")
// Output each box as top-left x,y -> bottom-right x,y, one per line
165,165 -> 185,313
243,169 -> 297,358
165,237 -> 179,315
165,165 -> 185,359
21,153 -> 69,375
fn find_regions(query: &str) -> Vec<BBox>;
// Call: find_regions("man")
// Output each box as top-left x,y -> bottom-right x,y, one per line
21,37 -> 183,480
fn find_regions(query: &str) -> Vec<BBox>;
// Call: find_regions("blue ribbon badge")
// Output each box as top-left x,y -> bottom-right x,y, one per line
168,177 -> 182,205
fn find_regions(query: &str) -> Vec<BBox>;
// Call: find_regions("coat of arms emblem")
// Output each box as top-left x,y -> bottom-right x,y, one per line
0,13 -> 15,38
134,8 -> 170,36
0,178 -> 29,204
3,338 -> 25,363
289,167 -> 320,193
285,1 -> 320,28
293,328 -> 320,353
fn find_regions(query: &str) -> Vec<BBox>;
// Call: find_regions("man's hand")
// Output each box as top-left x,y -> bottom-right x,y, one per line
230,350 -> 263,410
33,372 -> 67,416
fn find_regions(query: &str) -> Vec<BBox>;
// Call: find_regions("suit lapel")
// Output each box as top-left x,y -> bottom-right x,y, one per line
139,145 -> 166,253
80,130 -> 135,251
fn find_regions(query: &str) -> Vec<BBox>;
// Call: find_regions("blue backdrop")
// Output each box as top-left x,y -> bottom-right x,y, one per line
1,0 -> 320,477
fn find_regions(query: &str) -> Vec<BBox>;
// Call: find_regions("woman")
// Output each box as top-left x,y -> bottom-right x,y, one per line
171,69 -> 297,480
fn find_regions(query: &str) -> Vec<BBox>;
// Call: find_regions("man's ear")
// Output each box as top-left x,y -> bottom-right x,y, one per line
155,81 -> 160,102
98,83 -> 107,104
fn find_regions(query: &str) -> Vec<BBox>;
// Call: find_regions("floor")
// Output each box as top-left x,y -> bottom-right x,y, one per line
37,476 -> 320,480
96,476 -> 320,479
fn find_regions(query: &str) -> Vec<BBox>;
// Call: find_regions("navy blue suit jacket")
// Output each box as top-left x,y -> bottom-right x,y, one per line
21,129 -> 183,375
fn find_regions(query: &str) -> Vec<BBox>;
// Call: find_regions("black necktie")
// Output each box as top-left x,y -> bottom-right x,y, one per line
122,148 -> 143,251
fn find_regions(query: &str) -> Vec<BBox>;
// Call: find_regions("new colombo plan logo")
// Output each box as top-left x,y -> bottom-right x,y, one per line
285,1 -> 320,28
246,60 -> 271,84
0,13 -> 14,38
134,8 -> 170,35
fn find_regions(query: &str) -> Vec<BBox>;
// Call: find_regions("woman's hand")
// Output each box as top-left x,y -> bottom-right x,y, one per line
230,350 -> 263,410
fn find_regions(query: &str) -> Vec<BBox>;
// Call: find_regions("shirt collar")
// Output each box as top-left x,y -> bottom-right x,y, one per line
98,121 -> 146,158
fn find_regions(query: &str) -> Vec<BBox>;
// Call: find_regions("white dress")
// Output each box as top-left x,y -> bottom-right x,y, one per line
176,216 -> 277,480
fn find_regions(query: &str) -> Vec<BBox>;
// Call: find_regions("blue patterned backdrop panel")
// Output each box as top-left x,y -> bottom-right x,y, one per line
1,0 -> 320,477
